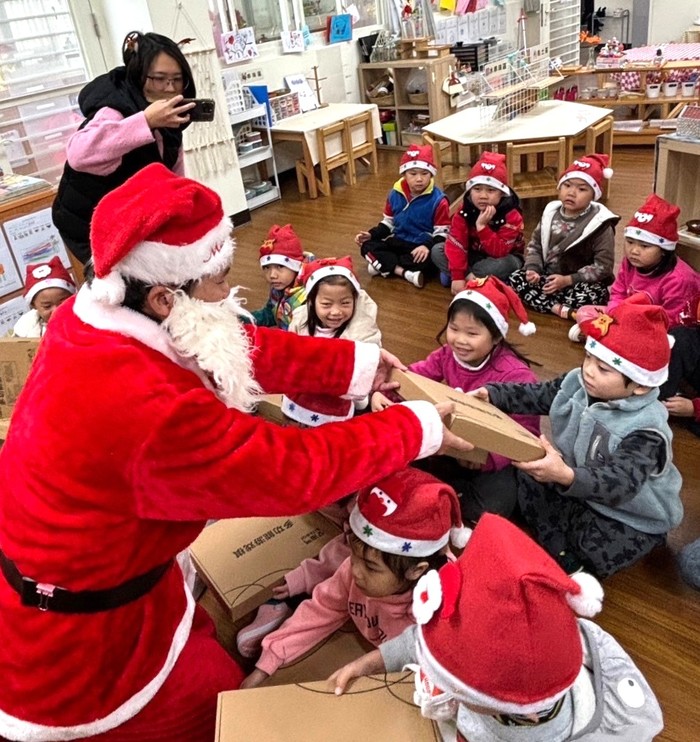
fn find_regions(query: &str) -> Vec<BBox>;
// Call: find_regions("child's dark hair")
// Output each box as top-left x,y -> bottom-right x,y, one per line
348,532 -> 448,586
305,275 -> 358,338
437,297 -> 539,368
122,31 -> 195,97
627,247 -> 677,277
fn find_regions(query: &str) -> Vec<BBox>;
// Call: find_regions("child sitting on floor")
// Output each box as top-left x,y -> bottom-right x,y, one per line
356,145 -> 450,288
433,151 -> 525,293
509,154 -> 619,319
12,256 -> 76,338
251,223 -> 314,330
475,294 -> 683,578
331,513 -> 663,741
239,468 -> 469,688
372,276 -> 539,523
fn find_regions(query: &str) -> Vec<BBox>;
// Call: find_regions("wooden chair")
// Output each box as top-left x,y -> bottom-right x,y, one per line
505,137 -> 568,201
345,110 -> 378,185
315,121 -> 351,196
584,115 -> 614,201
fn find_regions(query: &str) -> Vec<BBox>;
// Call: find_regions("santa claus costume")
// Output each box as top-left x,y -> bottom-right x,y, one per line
0,164 -> 445,741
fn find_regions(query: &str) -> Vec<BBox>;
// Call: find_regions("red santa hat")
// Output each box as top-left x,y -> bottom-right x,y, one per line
452,276 -> 536,337
88,163 -> 233,305
24,256 -> 76,305
413,514 -> 604,715
259,224 -> 305,271
579,293 -> 673,387
465,151 -> 510,196
557,153 -> 613,200
623,194 -> 680,251
399,145 -> 437,176
298,255 -> 361,295
349,468 -> 471,557
281,392 -> 353,426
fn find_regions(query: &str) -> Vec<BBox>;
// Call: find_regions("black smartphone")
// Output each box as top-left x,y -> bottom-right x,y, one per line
184,98 -> 216,122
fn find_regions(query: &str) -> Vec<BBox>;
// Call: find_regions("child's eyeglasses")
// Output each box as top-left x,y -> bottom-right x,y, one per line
146,75 -> 185,89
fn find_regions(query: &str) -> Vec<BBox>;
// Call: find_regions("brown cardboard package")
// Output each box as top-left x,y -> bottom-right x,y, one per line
391,369 -> 544,462
0,418 -> 10,443
190,514 -> 341,622
0,337 -> 40,420
255,394 -> 287,425
216,672 -> 439,741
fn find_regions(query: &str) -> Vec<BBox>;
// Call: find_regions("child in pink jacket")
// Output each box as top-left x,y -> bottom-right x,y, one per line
240,468 -> 470,688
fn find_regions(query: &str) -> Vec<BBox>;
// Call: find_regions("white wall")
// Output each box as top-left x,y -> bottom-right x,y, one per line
99,0 -> 153,68
648,0 -> 697,44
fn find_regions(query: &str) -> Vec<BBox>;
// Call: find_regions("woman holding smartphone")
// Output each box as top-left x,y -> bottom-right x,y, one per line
53,31 -> 197,265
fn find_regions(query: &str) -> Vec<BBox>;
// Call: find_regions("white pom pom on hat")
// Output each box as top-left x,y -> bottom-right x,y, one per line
603,167 -> 614,179
519,321 -> 537,336
566,572 -> 604,617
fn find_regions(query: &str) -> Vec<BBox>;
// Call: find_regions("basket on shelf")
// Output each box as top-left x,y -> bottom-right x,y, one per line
268,91 -> 301,124
368,93 -> 395,106
407,92 -> 428,105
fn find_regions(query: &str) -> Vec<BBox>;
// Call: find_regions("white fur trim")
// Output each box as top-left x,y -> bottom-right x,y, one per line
558,172 -> 601,200
452,289 -> 509,337
0,584 -> 195,740
349,505 -> 450,557
584,335 -> 669,386
519,321 -> 536,336
259,253 -> 302,272
623,225 -> 676,251
25,279 -> 76,306
450,525 -> 471,549
111,217 -> 234,286
466,175 -> 510,195
566,573 -> 604,617
416,630 -> 573,715
399,400 -> 443,459
281,394 -> 353,426
400,159 -> 437,176
305,265 -> 361,295
346,342 -> 381,399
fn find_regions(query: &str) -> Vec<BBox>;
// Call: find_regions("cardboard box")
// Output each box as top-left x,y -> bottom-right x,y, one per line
0,418 -> 10,442
216,672 -> 439,741
255,394 -> 286,425
0,338 -> 40,420
190,514 -> 341,622
391,369 -> 544,462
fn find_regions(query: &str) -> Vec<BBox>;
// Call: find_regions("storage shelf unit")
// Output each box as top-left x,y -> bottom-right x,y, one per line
358,56 -> 454,149
548,0 -> 581,67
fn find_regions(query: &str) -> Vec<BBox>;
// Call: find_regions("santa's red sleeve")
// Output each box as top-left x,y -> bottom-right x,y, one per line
444,212 -> 469,280
475,208 -> 525,259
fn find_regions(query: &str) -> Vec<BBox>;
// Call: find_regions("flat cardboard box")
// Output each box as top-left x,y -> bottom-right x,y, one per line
0,418 -> 10,442
0,337 -> 40,419
391,368 -> 544,462
190,514 -> 341,622
255,394 -> 286,425
216,672 -> 439,741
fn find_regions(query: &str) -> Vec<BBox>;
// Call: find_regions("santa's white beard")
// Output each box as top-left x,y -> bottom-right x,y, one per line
162,287 -> 262,412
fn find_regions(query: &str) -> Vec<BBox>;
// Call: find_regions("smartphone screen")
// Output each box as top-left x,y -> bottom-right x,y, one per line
184,98 -> 216,122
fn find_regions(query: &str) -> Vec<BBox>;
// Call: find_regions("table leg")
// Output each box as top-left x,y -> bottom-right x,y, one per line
301,138 -> 318,199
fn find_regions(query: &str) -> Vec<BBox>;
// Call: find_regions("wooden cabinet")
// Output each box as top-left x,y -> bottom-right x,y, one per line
358,56 -> 454,149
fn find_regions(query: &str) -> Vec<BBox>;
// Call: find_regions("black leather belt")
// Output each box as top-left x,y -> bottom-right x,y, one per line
0,548 -> 172,613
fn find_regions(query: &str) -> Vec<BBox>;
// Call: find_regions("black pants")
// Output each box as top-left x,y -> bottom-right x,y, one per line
659,326 -> 700,399
360,237 -> 430,274
509,268 -> 609,314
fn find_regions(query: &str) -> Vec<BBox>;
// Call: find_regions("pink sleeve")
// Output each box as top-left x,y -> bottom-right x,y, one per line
66,107 -> 156,176
284,534 -> 351,596
257,560 -> 353,675
607,265 -> 628,309
408,349 -> 446,382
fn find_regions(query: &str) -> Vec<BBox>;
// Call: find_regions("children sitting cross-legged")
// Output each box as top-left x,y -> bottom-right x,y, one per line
355,144 -> 450,288
251,223 -> 314,330
331,513 -> 664,742
372,276 -> 539,523
239,468 -> 470,689
433,151 -> 525,293
12,256 -> 76,338
475,294 -> 684,578
509,154 -> 619,320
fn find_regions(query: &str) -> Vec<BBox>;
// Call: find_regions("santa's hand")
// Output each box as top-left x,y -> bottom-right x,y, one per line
328,650 -> 385,695
513,435 -> 574,486
371,349 -> 407,393
435,401 -> 474,456
240,668 -> 269,689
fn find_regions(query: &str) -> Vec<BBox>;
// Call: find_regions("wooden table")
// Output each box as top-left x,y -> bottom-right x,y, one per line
270,103 -> 381,199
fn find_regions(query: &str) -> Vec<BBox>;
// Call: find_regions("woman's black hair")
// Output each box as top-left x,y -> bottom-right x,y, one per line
628,247 -> 678,277
437,297 -> 540,368
305,275 -> 358,338
348,532 -> 448,588
122,31 -> 195,96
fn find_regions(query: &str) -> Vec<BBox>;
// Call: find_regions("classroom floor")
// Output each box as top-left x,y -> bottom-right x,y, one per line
200,146 -> 700,741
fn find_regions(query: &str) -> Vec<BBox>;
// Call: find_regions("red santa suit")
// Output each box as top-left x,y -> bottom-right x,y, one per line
0,164 -> 443,741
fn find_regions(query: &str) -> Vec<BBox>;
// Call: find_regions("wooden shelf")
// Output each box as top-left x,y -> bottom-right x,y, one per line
582,95 -> 694,106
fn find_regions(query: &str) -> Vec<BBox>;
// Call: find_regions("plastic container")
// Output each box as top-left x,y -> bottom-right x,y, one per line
682,81 -> 696,98
646,83 -> 661,99
663,81 -> 679,97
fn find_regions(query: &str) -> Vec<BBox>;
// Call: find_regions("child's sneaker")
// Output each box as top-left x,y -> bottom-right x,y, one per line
404,270 -> 424,288
236,599 -> 292,658
439,271 -> 451,288
367,262 -> 381,276
568,323 -> 583,343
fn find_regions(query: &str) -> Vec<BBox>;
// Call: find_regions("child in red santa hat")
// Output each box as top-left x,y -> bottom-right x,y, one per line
355,144 -> 450,288
437,151 -> 525,293
12,256 -> 76,338
331,513 -> 663,741
475,294 -> 683,578
251,223 -> 315,329
509,153 -> 620,320
239,468 -> 470,688
372,275 -> 540,523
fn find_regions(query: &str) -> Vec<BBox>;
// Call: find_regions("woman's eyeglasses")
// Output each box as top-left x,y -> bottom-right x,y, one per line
146,75 -> 185,89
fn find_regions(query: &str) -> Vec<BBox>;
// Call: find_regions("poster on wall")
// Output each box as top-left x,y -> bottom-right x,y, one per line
3,208 -> 71,275
0,296 -> 29,337
326,14 -> 353,44
281,30 -> 305,54
0,229 -> 23,299
221,28 -> 259,64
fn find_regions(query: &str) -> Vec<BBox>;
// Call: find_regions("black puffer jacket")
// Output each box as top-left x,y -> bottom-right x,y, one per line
52,67 -> 193,264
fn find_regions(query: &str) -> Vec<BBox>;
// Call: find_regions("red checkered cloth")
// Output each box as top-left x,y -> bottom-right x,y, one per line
613,44 -> 700,91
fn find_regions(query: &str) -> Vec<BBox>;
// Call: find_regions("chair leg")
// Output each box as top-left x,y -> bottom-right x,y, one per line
348,157 -> 357,186
317,165 -> 331,197
295,161 -> 307,195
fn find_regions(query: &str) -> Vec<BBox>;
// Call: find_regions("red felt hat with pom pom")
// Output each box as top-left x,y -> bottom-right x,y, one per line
24,256 -> 76,305
399,145 -> 437,176
558,153 -> 613,200
259,224 -> 305,271
298,255 -> 361,294
466,151 -> 510,196
623,194 -> 680,251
